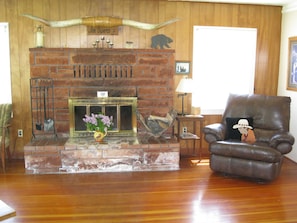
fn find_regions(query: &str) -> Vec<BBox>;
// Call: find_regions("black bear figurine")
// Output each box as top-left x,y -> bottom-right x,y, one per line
151,34 -> 173,49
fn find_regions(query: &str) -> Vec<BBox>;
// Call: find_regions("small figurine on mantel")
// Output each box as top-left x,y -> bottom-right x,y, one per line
151,34 -> 173,49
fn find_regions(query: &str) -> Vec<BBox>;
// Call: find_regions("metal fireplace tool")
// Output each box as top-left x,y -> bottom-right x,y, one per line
30,78 -> 56,139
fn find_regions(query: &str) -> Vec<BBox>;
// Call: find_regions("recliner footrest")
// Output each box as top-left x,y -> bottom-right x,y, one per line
210,141 -> 282,163
210,154 -> 282,181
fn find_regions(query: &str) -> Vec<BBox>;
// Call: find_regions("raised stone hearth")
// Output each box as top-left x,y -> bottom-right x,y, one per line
24,135 -> 180,174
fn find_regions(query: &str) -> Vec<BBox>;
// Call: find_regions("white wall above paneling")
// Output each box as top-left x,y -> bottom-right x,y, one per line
278,10 -> 297,162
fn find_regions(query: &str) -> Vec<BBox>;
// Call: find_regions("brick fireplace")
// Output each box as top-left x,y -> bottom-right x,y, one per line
24,48 -> 180,173
29,48 -> 175,137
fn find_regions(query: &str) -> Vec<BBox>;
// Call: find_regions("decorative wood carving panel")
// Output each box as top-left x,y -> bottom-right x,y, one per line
73,64 -> 133,78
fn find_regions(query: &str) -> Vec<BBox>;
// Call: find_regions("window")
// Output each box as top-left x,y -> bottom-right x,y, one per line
0,23 -> 12,104
192,26 -> 257,114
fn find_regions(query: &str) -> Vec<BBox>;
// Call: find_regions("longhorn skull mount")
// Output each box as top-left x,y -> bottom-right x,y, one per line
22,14 -> 179,30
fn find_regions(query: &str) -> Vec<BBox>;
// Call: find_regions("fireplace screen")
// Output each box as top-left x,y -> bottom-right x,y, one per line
69,97 -> 137,137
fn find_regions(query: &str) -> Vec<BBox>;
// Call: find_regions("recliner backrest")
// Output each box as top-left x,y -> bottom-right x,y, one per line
222,94 -> 291,142
0,104 -> 12,136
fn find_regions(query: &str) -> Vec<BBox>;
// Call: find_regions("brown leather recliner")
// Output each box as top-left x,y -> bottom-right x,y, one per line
203,94 -> 295,181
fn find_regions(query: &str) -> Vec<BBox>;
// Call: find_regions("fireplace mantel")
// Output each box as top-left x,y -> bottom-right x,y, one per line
29,48 -> 175,138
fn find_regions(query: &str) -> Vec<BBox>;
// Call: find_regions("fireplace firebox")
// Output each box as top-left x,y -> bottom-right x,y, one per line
69,97 -> 137,137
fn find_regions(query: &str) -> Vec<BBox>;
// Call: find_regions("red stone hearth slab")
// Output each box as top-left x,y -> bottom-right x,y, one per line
24,135 -> 180,174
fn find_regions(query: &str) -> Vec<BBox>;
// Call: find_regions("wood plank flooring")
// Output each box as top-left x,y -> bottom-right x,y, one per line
1,157 -> 297,223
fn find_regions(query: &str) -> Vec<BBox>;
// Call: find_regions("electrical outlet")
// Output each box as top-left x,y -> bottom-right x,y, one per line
182,127 -> 187,134
18,129 -> 23,137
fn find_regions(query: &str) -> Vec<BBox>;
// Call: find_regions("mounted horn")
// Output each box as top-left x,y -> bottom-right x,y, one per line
22,14 -> 179,30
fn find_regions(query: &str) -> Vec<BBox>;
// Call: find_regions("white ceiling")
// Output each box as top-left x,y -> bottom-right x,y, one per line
168,0 -> 297,12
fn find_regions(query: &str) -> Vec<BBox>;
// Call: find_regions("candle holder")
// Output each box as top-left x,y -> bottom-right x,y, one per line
95,39 -> 100,48
35,25 -> 44,48
101,36 -> 105,48
106,39 -> 110,48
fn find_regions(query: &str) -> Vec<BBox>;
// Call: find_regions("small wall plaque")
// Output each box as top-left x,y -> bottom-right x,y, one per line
97,91 -> 108,98
87,26 -> 118,35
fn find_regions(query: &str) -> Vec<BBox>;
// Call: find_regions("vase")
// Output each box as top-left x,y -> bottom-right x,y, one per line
93,130 -> 107,142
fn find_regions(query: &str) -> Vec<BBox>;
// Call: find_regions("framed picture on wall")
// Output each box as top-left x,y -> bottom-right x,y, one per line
287,36 -> 297,91
175,61 -> 190,74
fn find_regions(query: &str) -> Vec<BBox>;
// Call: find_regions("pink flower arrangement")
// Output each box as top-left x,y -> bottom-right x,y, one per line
83,113 -> 113,132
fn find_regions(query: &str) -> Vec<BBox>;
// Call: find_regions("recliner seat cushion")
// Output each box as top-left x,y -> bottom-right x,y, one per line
210,141 -> 282,163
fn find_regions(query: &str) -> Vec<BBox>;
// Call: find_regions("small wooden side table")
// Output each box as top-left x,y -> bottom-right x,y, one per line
176,115 -> 204,159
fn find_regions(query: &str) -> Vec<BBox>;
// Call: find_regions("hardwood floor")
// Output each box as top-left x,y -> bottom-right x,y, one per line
1,157 -> 297,223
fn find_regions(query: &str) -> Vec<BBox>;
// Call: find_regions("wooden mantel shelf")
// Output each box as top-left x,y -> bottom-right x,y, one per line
29,47 -> 175,53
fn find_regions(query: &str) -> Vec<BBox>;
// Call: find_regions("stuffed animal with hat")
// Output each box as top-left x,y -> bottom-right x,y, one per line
233,119 -> 256,143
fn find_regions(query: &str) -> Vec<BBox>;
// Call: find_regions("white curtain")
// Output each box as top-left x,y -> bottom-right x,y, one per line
0,23 -> 12,104
192,26 -> 257,114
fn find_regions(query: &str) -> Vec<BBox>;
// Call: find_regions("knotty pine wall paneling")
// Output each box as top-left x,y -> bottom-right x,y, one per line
171,2 -> 192,116
1,0 -> 282,158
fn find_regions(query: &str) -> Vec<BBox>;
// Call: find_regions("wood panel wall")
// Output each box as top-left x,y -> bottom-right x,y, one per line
0,0 -> 282,158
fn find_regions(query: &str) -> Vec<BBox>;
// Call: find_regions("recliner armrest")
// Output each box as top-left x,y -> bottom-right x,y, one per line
269,132 -> 295,154
203,123 -> 226,143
